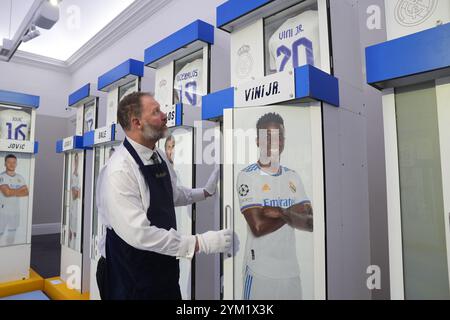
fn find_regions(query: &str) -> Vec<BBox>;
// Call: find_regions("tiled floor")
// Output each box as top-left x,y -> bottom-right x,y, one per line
30,234 -> 61,279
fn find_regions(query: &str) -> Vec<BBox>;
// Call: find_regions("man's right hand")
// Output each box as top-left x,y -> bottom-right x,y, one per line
196,229 -> 232,254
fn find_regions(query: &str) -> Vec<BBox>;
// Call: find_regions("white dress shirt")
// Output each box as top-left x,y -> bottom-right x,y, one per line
96,137 -> 205,259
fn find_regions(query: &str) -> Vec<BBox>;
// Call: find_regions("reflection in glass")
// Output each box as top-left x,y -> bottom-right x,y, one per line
159,128 -> 194,300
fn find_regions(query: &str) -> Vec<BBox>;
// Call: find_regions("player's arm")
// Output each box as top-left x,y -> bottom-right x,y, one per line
242,206 -> 286,238
0,185 -> 14,197
15,185 -> 29,197
71,187 -> 80,199
280,202 -> 313,232
237,171 -> 287,237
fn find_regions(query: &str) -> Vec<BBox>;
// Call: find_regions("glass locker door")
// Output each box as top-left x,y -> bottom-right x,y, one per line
223,104 -> 326,300
394,80 -> 450,299
159,127 -> 195,300
61,153 -> 71,247
91,146 -> 105,261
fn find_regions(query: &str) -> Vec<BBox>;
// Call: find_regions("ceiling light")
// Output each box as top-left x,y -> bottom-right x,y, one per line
49,0 -> 61,6
0,0 -> 60,61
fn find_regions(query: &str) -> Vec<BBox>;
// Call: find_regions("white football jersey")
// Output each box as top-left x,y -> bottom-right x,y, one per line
0,171 -> 27,217
84,105 -> 96,133
237,163 -> 310,279
0,109 -> 31,141
269,10 -> 321,72
174,59 -> 204,107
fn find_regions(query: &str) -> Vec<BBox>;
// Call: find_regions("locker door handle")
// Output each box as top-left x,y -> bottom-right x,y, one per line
225,205 -> 232,229
225,205 -> 233,258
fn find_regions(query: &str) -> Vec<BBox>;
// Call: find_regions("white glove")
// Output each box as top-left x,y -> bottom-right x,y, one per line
204,166 -> 220,196
197,229 -> 232,254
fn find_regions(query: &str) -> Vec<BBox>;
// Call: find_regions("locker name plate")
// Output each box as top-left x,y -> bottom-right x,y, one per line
235,70 -> 295,108
0,139 -> 35,153
62,137 -> 74,151
94,126 -> 113,145
163,104 -> 177,128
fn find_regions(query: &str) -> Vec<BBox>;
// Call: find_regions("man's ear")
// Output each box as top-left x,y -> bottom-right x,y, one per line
131,117 -> 141,129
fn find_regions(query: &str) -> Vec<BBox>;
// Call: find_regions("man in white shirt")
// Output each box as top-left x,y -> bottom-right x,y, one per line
96,92 -> 231,300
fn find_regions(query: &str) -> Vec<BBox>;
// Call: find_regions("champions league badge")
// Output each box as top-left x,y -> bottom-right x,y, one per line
236,45 -> 253,79
395,0 -> 438,27
239,184 -> 250,197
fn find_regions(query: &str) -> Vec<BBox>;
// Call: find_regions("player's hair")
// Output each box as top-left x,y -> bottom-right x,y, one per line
256,113 -> 285,137
117,92 -> 154,131
5,154 -> 17,162
165,135 -> 175,149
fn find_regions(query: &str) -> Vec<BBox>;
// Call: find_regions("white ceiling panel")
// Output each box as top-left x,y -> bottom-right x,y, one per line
0,0 -> 136,61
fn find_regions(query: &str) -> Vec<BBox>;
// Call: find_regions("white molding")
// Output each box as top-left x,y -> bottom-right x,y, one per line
32,223 -> 61,236
67,0 -> 173,72
11,51 -> 69,74
9,0 -> 174,74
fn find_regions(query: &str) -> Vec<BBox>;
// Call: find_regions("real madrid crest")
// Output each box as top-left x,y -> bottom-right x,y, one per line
236,45 -> 254,79
395,0 -> 438,27
158,79 -> 169,103
262,184 -> 271,193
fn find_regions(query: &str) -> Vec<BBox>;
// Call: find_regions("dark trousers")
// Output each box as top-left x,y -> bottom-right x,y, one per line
96,256 -> 107,300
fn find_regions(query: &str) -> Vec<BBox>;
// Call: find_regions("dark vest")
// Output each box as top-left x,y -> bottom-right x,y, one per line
105,138 -> 180,300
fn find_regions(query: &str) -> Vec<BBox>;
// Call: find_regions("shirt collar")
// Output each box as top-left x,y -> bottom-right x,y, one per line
256,162 -> 282,176
126,136 -> 156,163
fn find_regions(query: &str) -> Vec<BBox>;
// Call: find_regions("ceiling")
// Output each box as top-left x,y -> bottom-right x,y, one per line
0,0 -> 136,61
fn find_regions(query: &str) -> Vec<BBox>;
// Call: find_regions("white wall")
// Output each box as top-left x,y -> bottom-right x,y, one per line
0,60 -> 70,117
69,0 -> 230,127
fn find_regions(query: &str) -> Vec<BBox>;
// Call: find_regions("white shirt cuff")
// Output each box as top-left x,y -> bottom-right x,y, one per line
191,188 -> 206,202
177,235 -> 196,259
